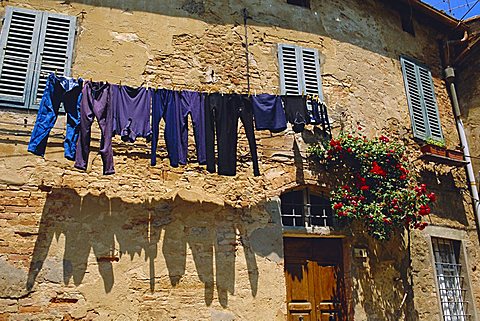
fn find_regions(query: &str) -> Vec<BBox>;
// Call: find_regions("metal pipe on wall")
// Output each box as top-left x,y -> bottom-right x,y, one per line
444,66 -> 480,234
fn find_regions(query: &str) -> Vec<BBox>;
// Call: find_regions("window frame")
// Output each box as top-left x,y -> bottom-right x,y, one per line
431,237 -> 471,321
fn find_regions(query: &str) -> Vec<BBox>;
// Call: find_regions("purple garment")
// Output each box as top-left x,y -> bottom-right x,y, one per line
74,82 -> 115,175
151,89 -> 179,167
251,94 -> 287,133
175,90 -> 206,165
111,85 -> 152,143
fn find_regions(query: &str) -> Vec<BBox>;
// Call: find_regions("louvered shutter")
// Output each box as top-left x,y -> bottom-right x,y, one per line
278,44 -> 324,100
418,66 -> 443,140
29,12 -> 76,108
401,56 -> 443,141
0,7 -> 41,108
299,47 -> 324,101
278,44 -> 302,95
278,44 -> 325,124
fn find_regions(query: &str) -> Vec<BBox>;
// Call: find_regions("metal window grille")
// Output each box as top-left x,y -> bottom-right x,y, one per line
280,189 -> 334,227
432,238 -> 471,321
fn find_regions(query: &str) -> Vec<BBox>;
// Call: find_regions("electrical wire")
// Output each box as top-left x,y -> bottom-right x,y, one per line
458,0 -> 480,20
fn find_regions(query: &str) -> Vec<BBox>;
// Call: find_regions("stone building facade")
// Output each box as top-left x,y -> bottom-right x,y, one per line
0,0 -> 479,320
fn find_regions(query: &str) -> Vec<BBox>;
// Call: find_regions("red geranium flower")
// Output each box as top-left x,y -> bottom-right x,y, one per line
370,161 -> 387,177
361,185 -> 370,191
333,203 -> 343,210
419,204 -> 431,216
379,135 -> 390,143
427,192 -> 436,202
382,217 -> 392,225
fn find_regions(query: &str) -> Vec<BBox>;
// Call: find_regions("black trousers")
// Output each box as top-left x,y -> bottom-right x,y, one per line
205,94 -> 260,176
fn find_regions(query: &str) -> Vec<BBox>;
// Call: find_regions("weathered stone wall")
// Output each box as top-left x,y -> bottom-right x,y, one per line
457,37 -> 480,183
0,0 -> 479,320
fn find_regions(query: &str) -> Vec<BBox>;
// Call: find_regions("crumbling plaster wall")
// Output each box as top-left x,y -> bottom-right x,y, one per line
0,0 -> 479,320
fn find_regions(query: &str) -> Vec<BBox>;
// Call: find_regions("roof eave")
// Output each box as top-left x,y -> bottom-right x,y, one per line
396,0 -> 467,30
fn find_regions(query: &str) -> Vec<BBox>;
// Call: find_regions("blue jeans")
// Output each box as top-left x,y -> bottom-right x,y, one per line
28,73 -> 83,160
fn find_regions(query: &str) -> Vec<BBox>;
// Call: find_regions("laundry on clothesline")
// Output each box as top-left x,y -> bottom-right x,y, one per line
27,72 -> 331,176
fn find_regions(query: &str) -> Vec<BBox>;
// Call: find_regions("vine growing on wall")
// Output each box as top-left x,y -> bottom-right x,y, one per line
308,133 -> 435,240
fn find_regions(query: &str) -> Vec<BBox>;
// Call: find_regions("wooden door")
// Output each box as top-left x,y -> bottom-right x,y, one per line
284,238 -> 346,321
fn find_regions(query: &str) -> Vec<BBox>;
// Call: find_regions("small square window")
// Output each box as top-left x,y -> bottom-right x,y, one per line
287,0 -> 310,9
401,14 -> 415,36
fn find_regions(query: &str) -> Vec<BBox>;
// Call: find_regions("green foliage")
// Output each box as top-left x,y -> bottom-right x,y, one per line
308,133 -> 435,240
425,137 -> 446,148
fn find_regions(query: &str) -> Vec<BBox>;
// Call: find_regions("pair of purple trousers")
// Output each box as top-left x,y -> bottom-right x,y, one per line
74,82 -> 115,175
175,90 -> 206,165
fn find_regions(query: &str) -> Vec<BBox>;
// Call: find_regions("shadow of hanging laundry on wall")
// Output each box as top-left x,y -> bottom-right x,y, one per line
26,187 -> 283,306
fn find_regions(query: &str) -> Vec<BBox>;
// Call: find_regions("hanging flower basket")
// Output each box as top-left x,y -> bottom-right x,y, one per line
308,133 -> 435,241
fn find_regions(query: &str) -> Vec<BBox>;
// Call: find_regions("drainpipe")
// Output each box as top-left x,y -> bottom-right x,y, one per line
444,66 -> 480,232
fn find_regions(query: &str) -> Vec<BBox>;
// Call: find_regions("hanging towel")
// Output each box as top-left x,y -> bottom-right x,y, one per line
251,94 -> 287,133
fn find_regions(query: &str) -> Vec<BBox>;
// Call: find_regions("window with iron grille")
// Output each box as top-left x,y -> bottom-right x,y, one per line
0,7 -> 76,109
277,43 -> 331,137
280,188 -> 334,227
432,237 -> 471,321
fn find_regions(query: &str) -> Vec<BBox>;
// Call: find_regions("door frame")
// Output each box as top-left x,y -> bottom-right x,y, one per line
283,236 -> 353,321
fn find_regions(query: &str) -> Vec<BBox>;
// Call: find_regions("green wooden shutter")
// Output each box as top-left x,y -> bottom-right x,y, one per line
401,56 -> 443,141
278,44 -> 324,101
299,47 -> 324,101
418,66 -> 443,140
278,44 -> 325,124
0,7 -> 41,108
278,44 -> 302,95
29,12 -> 77,107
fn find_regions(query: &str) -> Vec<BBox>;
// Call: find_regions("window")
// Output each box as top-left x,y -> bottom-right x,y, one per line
400,13 -> 415,35
286,0 -> 310,8
400,56 -> 443,141
278,43 -> 329,131
432,238 -> 471,321
280,188 -> 333,227
0,7 -> 76,109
